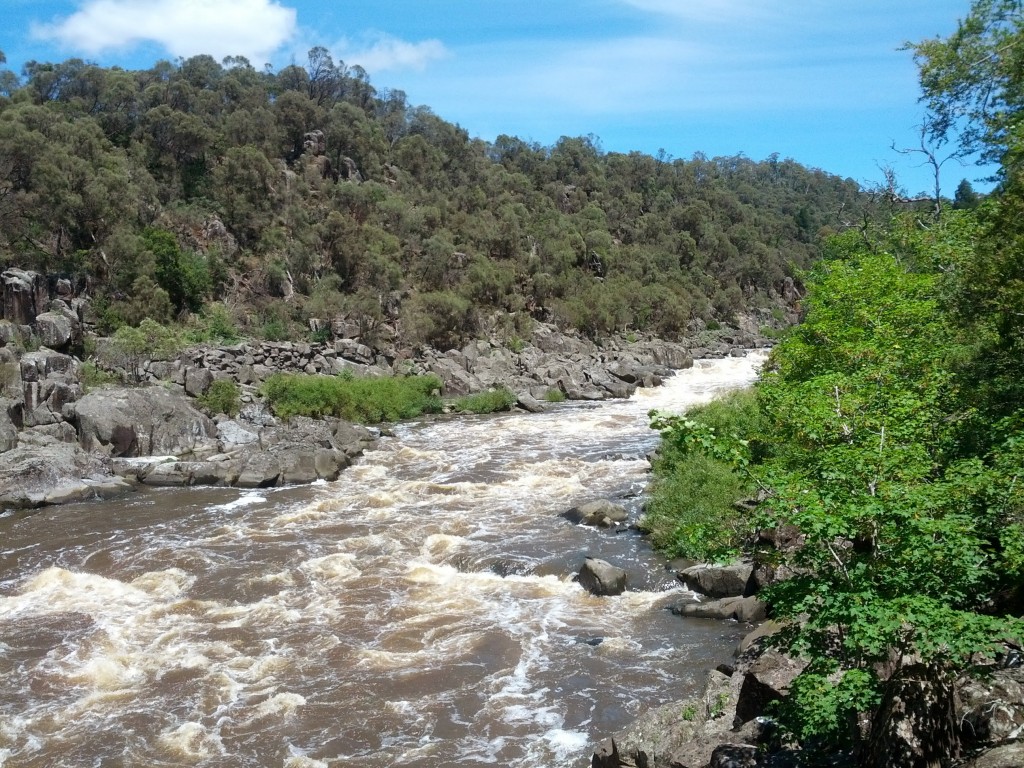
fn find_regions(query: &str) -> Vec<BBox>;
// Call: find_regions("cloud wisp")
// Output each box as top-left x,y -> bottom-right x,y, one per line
32,0 -> 297,63
334,33 -> 449,74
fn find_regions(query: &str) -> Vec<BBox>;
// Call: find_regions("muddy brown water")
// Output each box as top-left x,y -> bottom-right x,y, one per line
0,354 -> 765,768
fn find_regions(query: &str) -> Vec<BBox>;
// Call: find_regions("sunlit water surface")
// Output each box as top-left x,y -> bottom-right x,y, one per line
0,353 -> 765,768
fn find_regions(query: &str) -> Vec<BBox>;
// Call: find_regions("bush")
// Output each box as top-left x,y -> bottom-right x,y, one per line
452,387 -> 516,414
643,388 -> 764,561
198,379 -> 241,416
543,388 -> 567,403
641,453 -> 746,561
261,372 -> 442,423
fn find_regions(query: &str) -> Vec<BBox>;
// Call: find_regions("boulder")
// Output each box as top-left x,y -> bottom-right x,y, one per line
184,366 -> 214,396
968,742 -> 1024,768
34,311 -> 73,350
678,563 -> 754,599
672,596 -> 767,623
578,558 -> 627,596
2,269 -> 48,326
0,432 -> 127,508
516,391 -> 547,413
70,386 -> 217,457
0,399 -> 18,452
734,648 -> 807,724
566,499 -> 629,527
958,667 -> 1024,746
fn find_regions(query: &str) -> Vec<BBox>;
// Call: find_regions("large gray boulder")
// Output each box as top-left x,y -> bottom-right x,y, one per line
0,432 -> 129,508
578,558 -> 627,596
678,563 -> 754,599
70,386 -> 217,457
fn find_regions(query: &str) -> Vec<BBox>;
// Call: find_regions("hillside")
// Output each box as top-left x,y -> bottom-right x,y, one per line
0,49 -> 875,347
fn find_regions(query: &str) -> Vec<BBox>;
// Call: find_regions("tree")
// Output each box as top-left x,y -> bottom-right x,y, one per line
910,0 -> 1024,171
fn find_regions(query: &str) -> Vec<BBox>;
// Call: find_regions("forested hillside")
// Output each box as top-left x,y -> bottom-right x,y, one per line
0,48 -> 872,347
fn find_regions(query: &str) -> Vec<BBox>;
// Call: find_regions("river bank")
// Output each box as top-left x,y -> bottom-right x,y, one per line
0,266 -> 777,509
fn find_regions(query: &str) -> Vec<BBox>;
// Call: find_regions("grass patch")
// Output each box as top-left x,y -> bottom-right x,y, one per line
642,387 -> 764,561
451,387 -> 516,414
261,372 -> 442,423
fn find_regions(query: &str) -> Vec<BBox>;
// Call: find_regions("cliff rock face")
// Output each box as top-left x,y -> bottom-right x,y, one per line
2,269 -> 48,326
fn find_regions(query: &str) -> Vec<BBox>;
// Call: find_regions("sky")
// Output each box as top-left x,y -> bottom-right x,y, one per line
0,0 -> 994,196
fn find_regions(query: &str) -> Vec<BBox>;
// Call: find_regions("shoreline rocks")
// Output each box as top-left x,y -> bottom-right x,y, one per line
0,268 -> 774,511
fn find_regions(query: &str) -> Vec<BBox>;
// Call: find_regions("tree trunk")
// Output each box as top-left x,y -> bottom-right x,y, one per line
863,662 -> 959,768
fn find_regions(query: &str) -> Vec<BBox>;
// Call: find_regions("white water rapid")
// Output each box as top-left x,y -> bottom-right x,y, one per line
0,352 -> 765,768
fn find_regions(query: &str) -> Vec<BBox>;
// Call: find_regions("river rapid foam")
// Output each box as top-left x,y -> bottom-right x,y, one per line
0,352 -> 766,768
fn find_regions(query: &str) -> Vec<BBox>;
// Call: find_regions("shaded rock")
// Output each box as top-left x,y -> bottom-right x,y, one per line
34,311 -> 73,350
579,558 -> 627,596
565,499 -> 629,527
679,563 -> 754,599
184,366 -> 214,397
968,741 -> 1024,768
516,391 -> 547,413
865,662 -> 960,768
234,452 -> 283,488
735,649 -> 806,724
0,398 -> 19,452
2,269 -> 48,325
958,668 -> 1024,746
0,433 -> 125,508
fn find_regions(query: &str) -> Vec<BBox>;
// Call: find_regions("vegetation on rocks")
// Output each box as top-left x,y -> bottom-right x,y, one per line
450,387 -> 516,414
260,371 -> 442,423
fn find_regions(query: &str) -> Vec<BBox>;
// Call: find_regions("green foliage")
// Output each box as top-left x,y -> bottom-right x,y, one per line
0,51 -> 873,343
186,303 -> 240,343
451,387 -> 516,414
105,318 -> 183,383
543,388 -> 567,403
260,372 -> 443,423
749,219 -> 1024,748
144,228 -> 210,313
644,389 -> 763,561
197,379 -> 241,416
80,361 -> 117,390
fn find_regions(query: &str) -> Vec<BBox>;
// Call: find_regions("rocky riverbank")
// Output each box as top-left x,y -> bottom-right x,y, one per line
0,267 -> 775,510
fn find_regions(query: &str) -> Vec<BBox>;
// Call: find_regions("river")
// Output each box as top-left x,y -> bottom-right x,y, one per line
0,352 -> 764,768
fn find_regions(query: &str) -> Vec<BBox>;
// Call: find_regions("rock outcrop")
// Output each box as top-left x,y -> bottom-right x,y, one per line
578,558 -> 628,596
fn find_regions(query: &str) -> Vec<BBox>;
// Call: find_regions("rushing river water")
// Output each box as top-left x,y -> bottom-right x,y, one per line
0,353 -> 765,768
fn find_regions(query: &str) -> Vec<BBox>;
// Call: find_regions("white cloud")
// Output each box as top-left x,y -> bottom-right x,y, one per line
336,33 -> 449,74
32,0 -> 297,63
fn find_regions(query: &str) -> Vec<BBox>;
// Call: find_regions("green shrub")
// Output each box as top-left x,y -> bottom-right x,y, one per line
640,452 -> 745,561
80,361 -> 117,390
643,388 -> 764,561
452,387 -> 516,414
198,379 -> 241,416
543,388 -> 567,403
261,372 -> 442,423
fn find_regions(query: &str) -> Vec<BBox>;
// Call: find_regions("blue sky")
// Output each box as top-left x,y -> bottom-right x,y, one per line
0,1 -> 991,196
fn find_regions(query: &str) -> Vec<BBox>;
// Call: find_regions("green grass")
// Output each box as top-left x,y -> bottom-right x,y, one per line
451,387 -> 516,414
261,372 -> 443,423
